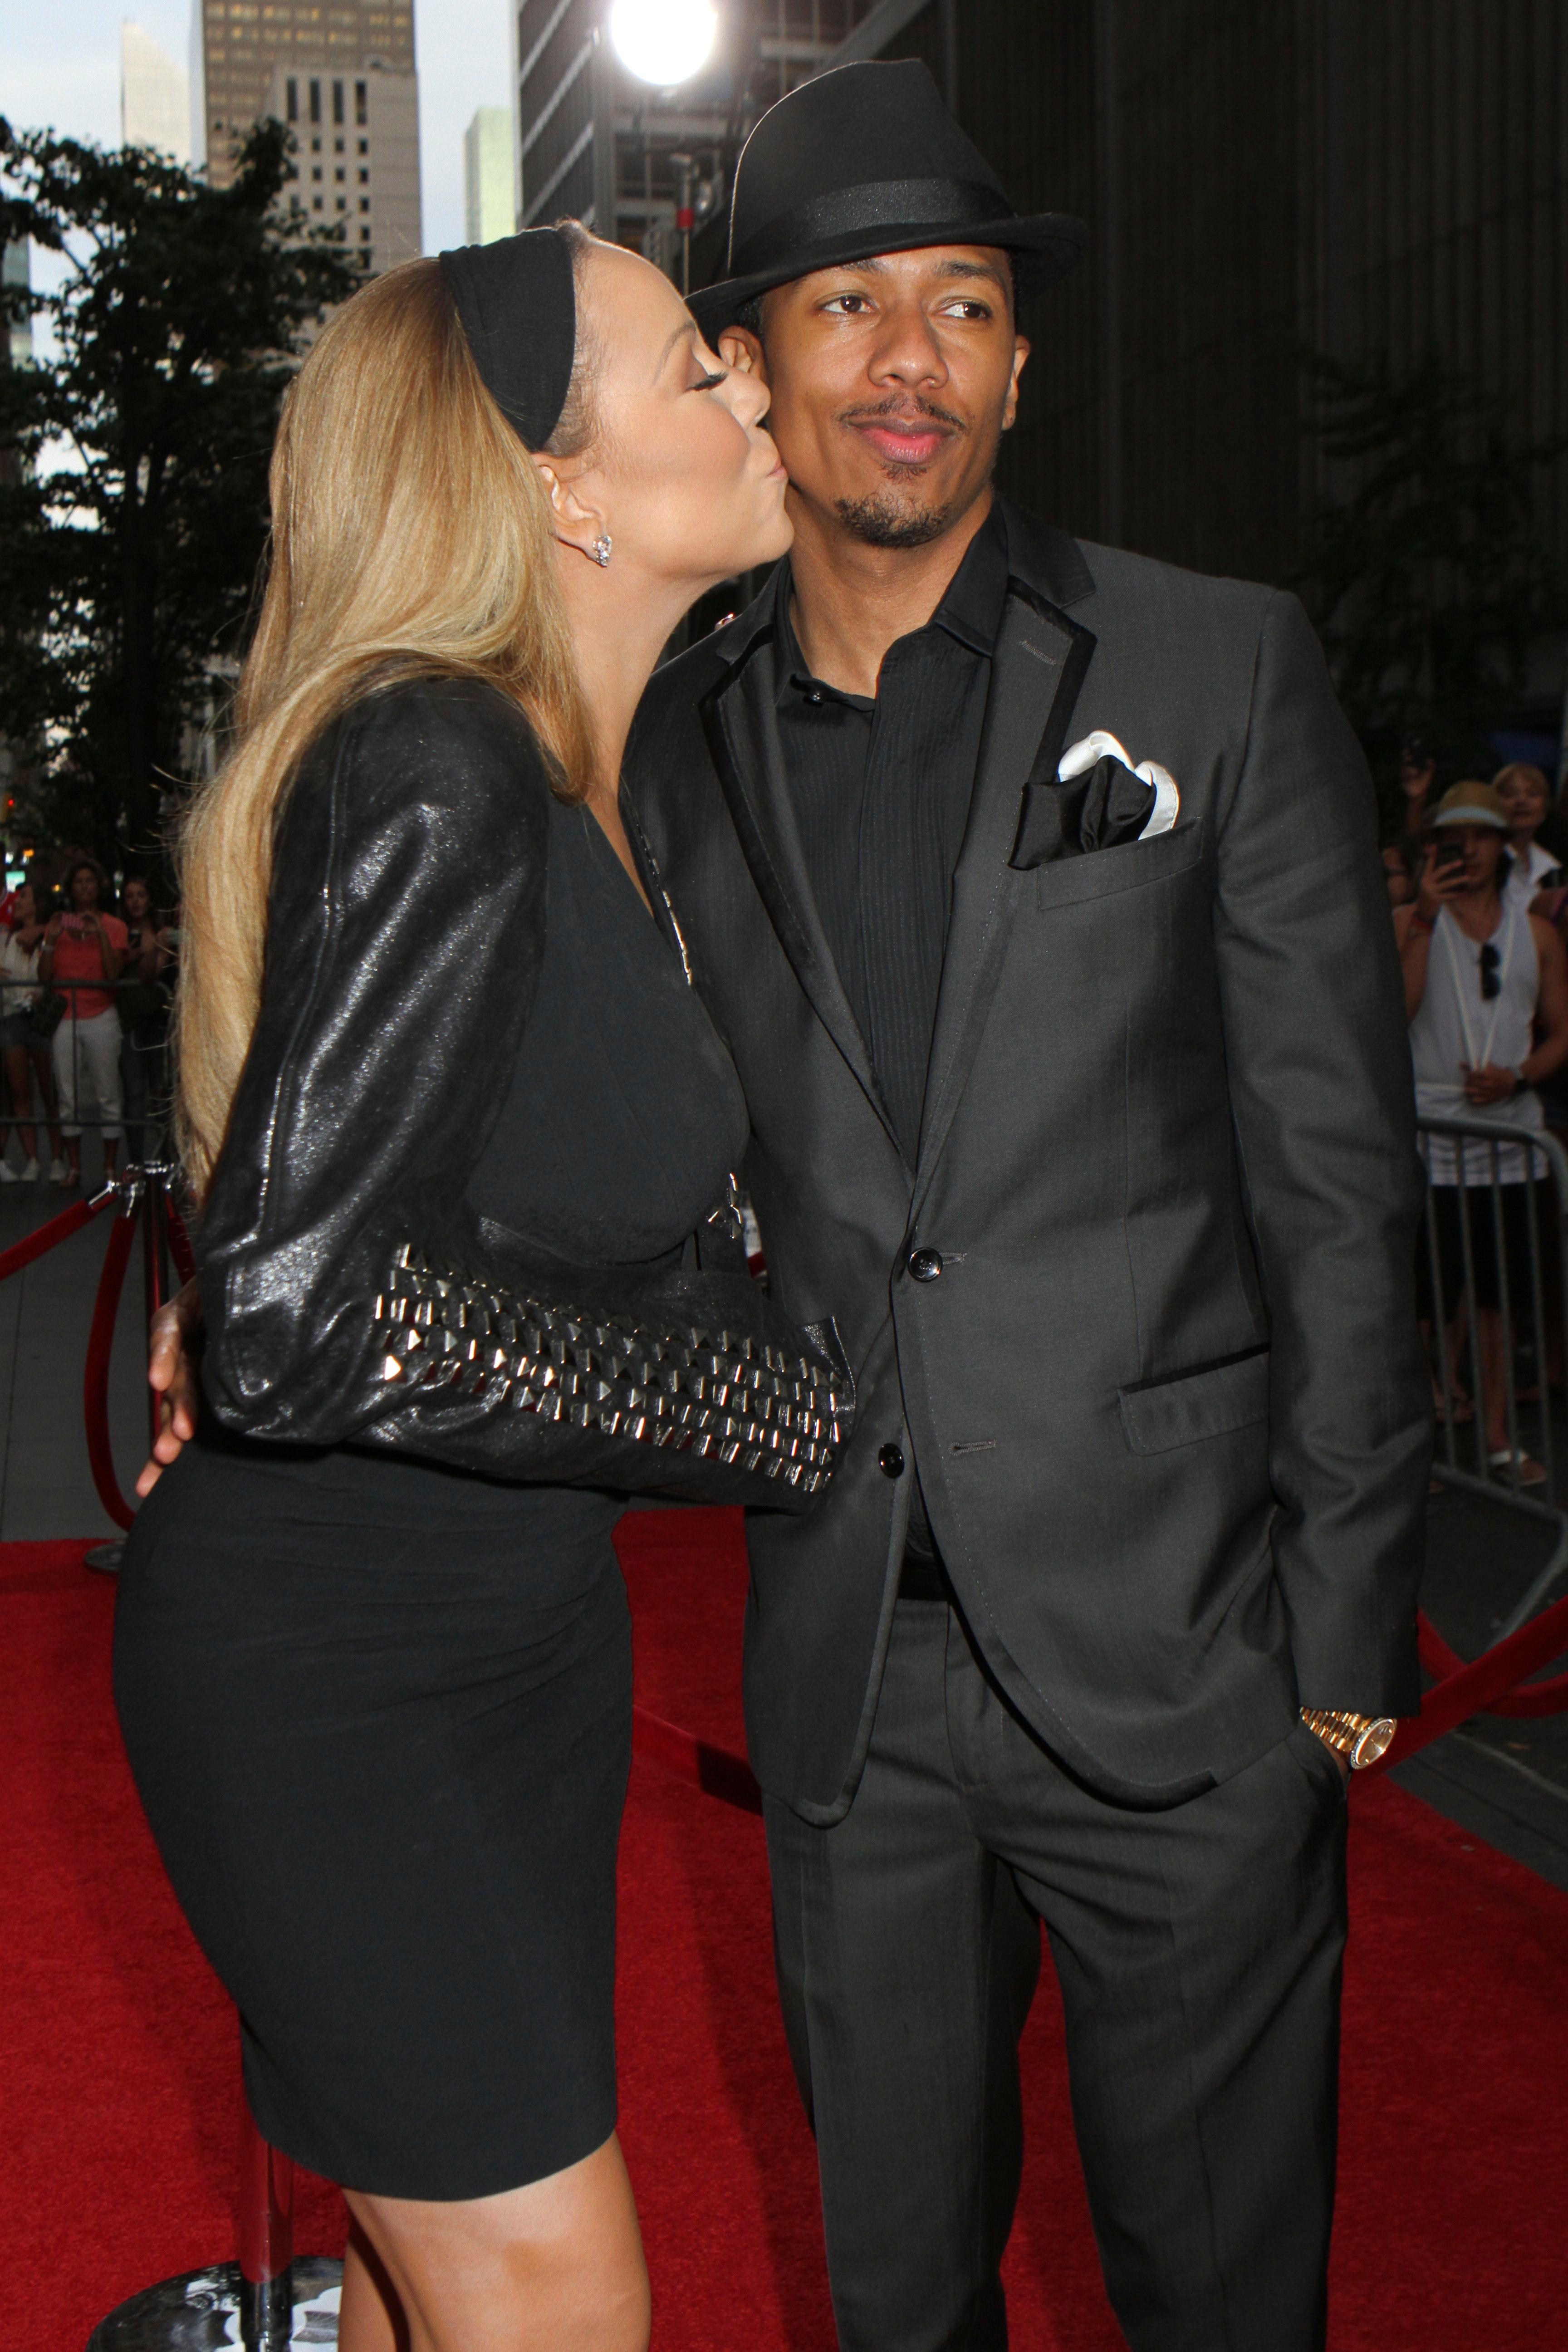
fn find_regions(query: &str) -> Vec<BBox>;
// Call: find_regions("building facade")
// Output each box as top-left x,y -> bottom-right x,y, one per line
121,20 -> 191,163
191,3 -> 415,175
465,108 -> 515,245
265,61 -> 422,274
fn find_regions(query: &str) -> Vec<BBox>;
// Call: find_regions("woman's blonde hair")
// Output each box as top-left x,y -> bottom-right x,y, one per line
1491,760 -> 1553,808
175,250 -> 595,1197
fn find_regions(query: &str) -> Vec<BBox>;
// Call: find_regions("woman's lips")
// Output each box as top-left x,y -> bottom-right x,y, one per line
855,421 -> 951,465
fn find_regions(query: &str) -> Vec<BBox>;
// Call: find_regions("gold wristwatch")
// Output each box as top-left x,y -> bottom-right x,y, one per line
1300,1707 -> 1397,1769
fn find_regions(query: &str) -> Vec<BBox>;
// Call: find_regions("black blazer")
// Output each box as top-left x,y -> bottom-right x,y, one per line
628,497 -> 1429,1820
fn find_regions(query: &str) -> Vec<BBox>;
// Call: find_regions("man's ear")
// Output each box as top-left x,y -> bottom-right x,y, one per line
1001,335 -> 1030,433
533,455 -> 610,565
719,326 -> 769,383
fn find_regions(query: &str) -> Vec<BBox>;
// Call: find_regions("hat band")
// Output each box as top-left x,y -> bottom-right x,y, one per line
730,176 -> 1013,279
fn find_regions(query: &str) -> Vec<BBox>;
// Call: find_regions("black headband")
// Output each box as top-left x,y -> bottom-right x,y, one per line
438,227 -> 576,451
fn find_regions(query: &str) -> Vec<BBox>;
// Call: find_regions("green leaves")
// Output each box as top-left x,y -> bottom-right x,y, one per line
0,117 -> 363,873
1296,353 -> 1566,813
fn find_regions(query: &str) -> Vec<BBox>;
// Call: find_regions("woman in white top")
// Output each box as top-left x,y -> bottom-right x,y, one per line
0,882 -> 67,1183
1494,759 -> 1563,911
1396,782 -> 1568,1480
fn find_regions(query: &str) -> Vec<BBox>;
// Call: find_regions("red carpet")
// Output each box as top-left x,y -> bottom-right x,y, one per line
4,1518 -> 1567,2350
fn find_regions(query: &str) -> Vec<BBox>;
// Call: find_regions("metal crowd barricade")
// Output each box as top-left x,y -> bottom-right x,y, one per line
1419,1111 -> 1568,1638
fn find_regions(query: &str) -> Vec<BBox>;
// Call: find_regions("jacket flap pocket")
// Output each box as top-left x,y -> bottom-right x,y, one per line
1034,819 -> 1204,914
1118,1347 -> 1269,1456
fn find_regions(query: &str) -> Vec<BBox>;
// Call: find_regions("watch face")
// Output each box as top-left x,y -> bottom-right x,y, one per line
1351,1718 -> 1397,1768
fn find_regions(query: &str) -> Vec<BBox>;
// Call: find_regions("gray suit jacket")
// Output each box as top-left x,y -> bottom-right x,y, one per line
628,497 -> 1428,1821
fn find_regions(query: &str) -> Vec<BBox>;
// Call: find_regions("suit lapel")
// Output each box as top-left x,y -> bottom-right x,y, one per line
913,576 -> 1097,1211
699,627 -> 901,1152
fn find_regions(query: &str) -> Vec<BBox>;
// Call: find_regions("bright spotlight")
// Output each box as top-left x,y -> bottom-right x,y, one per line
610,0 -> 718,88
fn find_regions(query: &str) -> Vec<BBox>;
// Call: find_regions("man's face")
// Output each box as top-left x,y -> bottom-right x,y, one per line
720,245 -> 1029,550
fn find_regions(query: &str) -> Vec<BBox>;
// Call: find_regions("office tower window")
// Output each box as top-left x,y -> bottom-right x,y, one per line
358,138 -> 368,155
358,167 -> 368,183
360,196 -> 370,211
309,79 -> 320,124
333,80 -> 344,126
285,77 -> 297,122
355,81 -> 368,127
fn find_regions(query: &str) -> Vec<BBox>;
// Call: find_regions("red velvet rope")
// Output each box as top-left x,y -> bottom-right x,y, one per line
83,1210 -> 138,1532
1416,1608 -> 1568,1718
0,1192 -> 110,1282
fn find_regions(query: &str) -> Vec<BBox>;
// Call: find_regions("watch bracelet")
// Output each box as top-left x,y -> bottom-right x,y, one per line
1300,1706 -> 1397,1769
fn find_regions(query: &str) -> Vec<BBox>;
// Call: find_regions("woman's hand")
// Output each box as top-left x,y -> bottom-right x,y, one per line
136,1280 -> 205,1496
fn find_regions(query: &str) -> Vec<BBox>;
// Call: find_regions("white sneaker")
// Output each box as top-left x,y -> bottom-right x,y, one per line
0,1163 -> 16,1183
19,1158 -> 38,1181
49,1157 -> 69,1185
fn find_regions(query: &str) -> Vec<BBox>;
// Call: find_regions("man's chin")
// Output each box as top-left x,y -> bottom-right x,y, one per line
832,489 -> 962,550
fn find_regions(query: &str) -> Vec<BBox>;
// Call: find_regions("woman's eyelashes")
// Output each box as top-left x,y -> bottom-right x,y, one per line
690,368 -> 726,392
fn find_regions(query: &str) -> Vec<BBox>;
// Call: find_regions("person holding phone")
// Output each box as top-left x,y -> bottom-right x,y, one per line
1396,782 -> 1568,1478
37,856 -> 127,1186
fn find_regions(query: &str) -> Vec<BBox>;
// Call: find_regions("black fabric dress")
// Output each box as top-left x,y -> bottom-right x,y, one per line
114,744 -> 748,2200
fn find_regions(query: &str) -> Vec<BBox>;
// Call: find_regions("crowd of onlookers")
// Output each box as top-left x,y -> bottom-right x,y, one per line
0,855 -> 178,1189
1387,747 -> 1568,1483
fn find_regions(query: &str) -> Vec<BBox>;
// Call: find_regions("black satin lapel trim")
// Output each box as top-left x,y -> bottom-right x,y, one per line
1006,586 -> 1098,870
914,580 -> 1098,1202
698,651 -> 899,1147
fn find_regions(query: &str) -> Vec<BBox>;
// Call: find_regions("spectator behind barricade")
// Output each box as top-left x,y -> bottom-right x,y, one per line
0,881 -> 69,1184
1382,844 -> 1417,908
1493,760 -> 1567,910
38,856 -> 127,1187
117,876 -> 167,1164
1396,783 -> 1568,1482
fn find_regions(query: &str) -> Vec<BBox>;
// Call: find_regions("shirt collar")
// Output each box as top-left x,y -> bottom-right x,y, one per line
774,496 -> 1011,711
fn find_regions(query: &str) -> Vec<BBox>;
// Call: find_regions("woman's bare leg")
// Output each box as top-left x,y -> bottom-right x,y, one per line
339,2215 -> 409,2352
345,2132 -> 649,2352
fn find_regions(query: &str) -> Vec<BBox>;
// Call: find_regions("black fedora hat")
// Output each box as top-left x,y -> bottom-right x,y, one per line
689,59 -> 1087,337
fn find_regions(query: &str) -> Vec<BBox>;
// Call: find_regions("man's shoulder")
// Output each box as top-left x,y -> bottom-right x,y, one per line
1000,498 -> 1284,638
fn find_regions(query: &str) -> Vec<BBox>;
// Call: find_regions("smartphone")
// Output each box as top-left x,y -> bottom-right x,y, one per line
1434,838 -> 1465,872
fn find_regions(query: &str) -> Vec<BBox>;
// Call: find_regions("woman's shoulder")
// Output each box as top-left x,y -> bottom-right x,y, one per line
333,672 -> 557,799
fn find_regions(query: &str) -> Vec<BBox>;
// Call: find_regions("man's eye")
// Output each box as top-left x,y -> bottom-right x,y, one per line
940,299 -> 992,321
823,294 -> 871,315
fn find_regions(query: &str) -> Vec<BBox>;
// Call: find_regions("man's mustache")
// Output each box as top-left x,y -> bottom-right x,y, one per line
836,396 -> 969,435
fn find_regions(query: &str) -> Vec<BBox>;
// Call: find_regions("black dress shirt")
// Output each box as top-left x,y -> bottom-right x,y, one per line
774,501 -> 1010,1166
774,502 -> 1010,1582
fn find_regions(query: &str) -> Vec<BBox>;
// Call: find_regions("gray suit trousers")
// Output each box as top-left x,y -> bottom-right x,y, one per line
765,1597 -> 1349,2352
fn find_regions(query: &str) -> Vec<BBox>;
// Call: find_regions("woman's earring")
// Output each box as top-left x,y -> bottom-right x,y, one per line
591,534 -> 612,568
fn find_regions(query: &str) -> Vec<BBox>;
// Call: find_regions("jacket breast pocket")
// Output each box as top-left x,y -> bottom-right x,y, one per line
1118,1346 -> 1270,1456
1034,820 -> 1205,914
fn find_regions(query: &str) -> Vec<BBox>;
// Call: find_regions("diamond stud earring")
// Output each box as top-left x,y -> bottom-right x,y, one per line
591,534 -> 612,568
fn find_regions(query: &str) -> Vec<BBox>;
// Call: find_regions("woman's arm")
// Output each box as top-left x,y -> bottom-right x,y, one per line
1395,845 -> 1462,1019
197,678 -> 553,1450
90,914 -> 126,984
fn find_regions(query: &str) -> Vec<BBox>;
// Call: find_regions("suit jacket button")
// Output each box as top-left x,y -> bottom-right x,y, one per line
907,1247 -> 943,1282
878,1443 -> 905,1478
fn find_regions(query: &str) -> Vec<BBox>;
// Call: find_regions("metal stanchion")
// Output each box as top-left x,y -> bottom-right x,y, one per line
85,2098 -> 342,2348
83,1163 -> 177,1574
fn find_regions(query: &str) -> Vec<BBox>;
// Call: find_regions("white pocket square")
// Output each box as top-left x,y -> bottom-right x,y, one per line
1058,731 -> 1180,840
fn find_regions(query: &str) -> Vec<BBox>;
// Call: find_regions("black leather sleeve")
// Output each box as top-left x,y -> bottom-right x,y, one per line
196,676 -> 554,1449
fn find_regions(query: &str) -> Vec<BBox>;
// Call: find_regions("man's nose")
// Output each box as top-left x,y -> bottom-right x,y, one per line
866,304 -> 950,386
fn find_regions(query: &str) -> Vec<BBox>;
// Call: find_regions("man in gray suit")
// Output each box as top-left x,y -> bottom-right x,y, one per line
628,60 -> 1428,2352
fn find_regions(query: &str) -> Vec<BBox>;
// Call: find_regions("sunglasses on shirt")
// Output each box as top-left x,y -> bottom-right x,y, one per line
1479,942 -> 1500,1001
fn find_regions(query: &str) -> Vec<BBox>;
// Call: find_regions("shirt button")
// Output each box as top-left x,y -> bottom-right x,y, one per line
907,1247 -> 944,1282
878,1442 -> 905,1479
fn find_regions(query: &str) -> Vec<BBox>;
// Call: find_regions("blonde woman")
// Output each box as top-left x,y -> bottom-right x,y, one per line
113,229 -> 798,2352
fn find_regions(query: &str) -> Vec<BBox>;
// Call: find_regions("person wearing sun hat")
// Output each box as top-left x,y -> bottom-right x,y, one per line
1398,781 -> 1568,1485
628,54 -> 1432,2352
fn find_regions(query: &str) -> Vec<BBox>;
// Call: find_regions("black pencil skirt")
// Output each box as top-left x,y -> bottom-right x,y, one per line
113,1435 -> 632,2201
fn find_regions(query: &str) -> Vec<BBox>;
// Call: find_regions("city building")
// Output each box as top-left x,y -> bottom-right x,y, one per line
121,20 -> 191,163
265,62 -> 422,275
188,1 -> 421,273
464,108 -> 515,245
511,0 -> 891,282
2,242 -> 30,374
